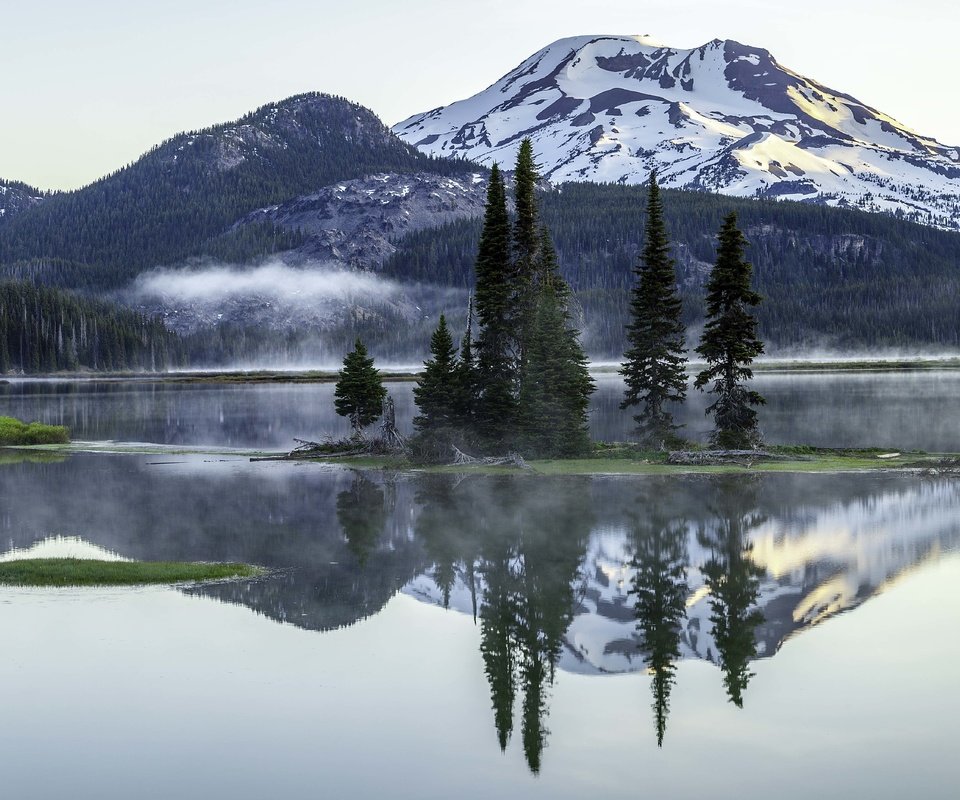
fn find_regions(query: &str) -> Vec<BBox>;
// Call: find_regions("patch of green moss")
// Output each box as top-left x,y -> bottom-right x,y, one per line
0,558 -> 261,587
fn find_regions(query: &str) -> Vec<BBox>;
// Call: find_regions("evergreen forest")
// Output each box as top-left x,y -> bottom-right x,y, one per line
0,281 -> 184,373
384,183 -> 960,351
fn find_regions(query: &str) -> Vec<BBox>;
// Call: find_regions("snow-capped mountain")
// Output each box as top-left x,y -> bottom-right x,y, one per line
395,36 -> 960,229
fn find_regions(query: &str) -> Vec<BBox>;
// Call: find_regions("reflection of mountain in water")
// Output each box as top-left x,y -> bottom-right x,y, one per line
408,476 -> 960,677
3,456 -> 960,764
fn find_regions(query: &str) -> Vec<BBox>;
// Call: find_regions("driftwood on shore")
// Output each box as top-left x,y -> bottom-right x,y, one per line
666,449 -> 791,466
450,446 -> 530,469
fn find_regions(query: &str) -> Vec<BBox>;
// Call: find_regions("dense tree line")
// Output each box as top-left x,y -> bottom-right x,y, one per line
412,141 -> 594,459
0,281 -> 183,373
0,93 -> 476,290
384,183 -> 960,350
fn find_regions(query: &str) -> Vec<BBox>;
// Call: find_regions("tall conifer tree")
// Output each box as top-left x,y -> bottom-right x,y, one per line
517,282 -> 593,457
694,213 -> 766,449
473,164 -> 516,445
620,172 -> 688,447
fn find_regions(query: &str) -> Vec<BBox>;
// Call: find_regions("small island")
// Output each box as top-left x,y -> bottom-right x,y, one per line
0,416 -> 70,446
0,558 -> 262,587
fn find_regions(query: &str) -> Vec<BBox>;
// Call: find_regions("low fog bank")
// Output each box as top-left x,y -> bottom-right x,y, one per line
126,261 -> 959,372
134,261 -> 403,307
128,260 -> 470,369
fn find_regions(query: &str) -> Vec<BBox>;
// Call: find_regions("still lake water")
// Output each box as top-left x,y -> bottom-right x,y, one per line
1,374 -> 959,798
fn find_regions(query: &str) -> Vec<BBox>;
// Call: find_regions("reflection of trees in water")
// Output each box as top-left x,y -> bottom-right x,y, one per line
336,474 -> 388,566
698,479 -> 766,707
629,508 -> 688,747
414,476 -> 592,774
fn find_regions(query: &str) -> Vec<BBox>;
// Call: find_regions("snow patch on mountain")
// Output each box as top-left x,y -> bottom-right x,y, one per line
395,35 -> 960,229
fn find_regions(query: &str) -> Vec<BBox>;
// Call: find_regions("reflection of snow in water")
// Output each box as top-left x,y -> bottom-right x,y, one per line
406,481 -> 960,675
0,535 -> 130,563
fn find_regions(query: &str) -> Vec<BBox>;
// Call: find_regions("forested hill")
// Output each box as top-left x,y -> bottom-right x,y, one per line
0,281 -> 183,373
382,183 -> 960,351
0,93 -> 478,290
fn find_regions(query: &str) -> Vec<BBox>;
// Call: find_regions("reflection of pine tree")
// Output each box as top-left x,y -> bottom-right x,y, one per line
414,477 -> 467,608
479,547 -> 518,752
508,481 -> 591,773
698,480 -> 765,707
629,513 -> 689,746
335,475 -> 386,566
410,475 -> 592,773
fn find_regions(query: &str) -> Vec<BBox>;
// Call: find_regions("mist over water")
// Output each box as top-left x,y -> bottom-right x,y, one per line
4,371 -> 960,452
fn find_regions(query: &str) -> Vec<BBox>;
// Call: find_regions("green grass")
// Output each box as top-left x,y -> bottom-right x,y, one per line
297,442 -> 946,477
0,416 -> 70,446
0,558 -> 261,587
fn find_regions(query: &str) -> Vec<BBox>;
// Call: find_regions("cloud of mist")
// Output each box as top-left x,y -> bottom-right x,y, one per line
133,260 -> 403,306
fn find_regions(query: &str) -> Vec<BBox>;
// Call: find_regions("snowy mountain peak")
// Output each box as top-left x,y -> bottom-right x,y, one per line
395,35 -> 960,229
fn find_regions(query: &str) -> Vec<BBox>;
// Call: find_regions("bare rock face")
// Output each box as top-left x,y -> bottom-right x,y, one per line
239,171 -> 490,269
395,35 -> 960,230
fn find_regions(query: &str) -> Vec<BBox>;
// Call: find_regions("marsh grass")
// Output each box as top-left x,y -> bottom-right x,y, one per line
0,417 -> 70,446
0,558 -> 261,587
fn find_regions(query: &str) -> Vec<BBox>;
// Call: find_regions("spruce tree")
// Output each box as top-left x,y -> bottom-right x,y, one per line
512,146 -> 594,457
694,213 -> 766,449
517,282 -> 593,457
512,139 -> 542,365
620,172 -> 688,447
334,338 -> 387,438
473,164 -> 517,446
412,314 -> 462,459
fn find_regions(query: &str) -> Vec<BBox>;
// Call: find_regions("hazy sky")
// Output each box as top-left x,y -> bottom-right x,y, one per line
3,0 -> 957,190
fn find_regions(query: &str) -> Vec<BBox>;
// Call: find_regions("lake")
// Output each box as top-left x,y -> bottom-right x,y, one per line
1,373 -> 959,799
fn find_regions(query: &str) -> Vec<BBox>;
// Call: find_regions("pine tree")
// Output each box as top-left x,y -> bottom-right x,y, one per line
512,139 -> 542,365
473,164 -> 517,446
517,282 -> 593,457
620,172 -> 688,447
334,338 -> 387,438
512,146 -> 594,457
412,314 -> 462,459
694,213 -> 766,449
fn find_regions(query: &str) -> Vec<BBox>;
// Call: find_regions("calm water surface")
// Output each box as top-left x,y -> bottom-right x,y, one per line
3,370 -> 960,450
1,375 -> 959,798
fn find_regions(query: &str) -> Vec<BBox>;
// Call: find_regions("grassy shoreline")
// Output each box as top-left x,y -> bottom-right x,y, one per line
0,558 -> 263,587
4,439 -> 957,477
258,445 -> 958,477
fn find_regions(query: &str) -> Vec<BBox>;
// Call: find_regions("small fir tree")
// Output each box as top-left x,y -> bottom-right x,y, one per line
620,172 -> 688,447
412,314 -> 462,459
334,338 -> 387,438
694,213 -> 766,449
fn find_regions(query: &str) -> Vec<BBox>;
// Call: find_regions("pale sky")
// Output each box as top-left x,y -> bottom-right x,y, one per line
3,0 -> 957,190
